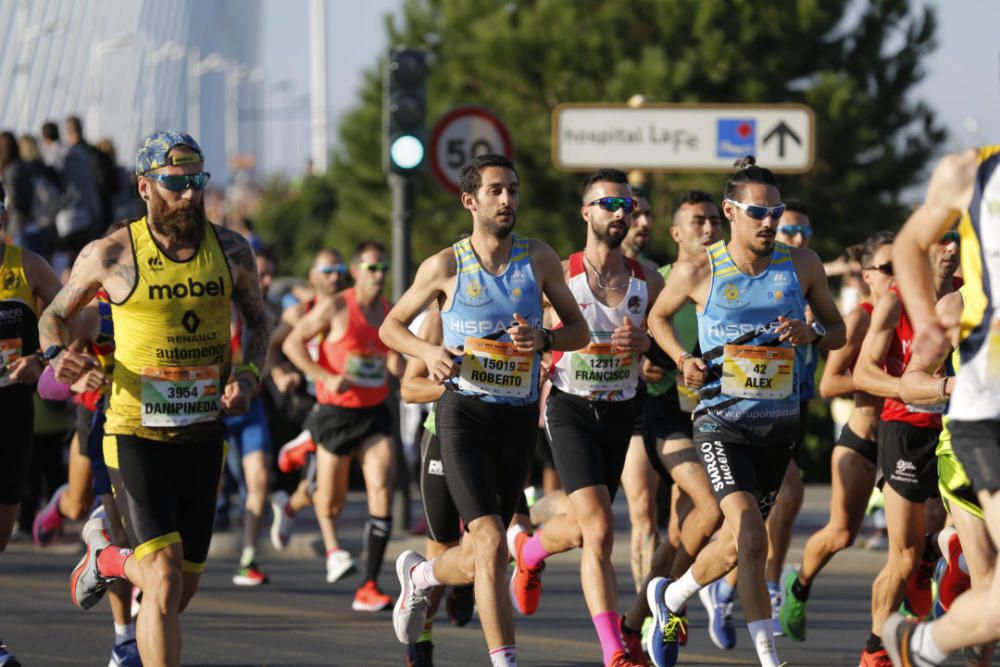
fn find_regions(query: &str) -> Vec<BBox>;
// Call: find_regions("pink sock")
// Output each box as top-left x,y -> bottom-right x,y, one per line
593,611 -> 625,665
521,532 -> 550,569
284,502 -> 296,518
96,545 -> 133,579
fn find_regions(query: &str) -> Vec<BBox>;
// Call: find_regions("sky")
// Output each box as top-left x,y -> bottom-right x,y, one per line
259,0 -> 999,186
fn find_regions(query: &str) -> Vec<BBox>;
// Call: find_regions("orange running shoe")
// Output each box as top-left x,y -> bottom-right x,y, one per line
352,580 -> 392,612
901,556 -> 936,619
858,647 -> 892,667
936,528 -> 971,612
277,430 -> 316,473
609,650 -> 647,667
619,617 -> 648,666
506,525 -> 544,615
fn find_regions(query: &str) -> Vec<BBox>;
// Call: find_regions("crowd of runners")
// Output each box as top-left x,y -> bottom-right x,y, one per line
0,127 -> 997,667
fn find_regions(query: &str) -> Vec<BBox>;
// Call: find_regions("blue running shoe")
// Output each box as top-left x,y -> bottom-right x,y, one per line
698,579 -> 736,650
109,638 -> 142,666
644,577 -> 682,667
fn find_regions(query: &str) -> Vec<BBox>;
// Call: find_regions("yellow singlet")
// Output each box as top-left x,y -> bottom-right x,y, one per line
104,218 -> 233,442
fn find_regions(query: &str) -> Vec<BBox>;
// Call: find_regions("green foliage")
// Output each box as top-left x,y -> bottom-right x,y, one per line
253,174 -> 339,275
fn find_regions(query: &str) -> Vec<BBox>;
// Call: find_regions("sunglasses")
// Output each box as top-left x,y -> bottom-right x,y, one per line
777,224 -> 813,238
864,262 -> 893,276
937,231 -> 960,245
358,261 -> 390,273
725,199 -> 786,221
587,197 -> 638,214
145,172 -> 211,192
315,264 -> 347,275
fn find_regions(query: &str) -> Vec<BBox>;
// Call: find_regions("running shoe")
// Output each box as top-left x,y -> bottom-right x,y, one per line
326,549 -> 355,583
609,650 -> 647,667
233,561 -> 269,586
901,556 -> 936,619
130,587 -> 142,619
645,577 -> 682,667
935,528 -> 970,613
883,613 -> 922,667
507,524 -> 543,615
620,617 -> 649,666
676,604 -> 688,646
394,550 -> 431,644
269,490 -> 293,551
779,569 -> 807,642
109,638 -> 142,666
858,647 -> 892,667
32,483 -> 68,547
698,579 -> 736,650
446,584 -> 474,626
769,580 -> 784,637
352,580 -> 392,611
277,430 -> 316,473
404,640 -> 434,667
71,517 -> 116,609
0,639 -> 21,667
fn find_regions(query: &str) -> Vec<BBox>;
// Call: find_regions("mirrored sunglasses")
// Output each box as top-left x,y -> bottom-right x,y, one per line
725,199 -> 786,221
587,196 -> 638,214
358,261 -> 390,273
145,171 -> 211,192
777,224 -> 813,238
864,262 -> 893,276
938,231 -> 960,245
315,264 -> 348,275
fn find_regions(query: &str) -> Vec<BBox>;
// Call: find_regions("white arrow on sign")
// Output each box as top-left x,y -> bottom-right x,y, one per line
431,106 -> 514,194
551,103 -> 815,174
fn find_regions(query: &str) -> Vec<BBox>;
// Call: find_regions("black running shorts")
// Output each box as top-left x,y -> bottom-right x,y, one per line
104,434 -> 224,573
836,423 -> 878,465
0,389 -> 34,505
420,428 -> 461,544
544,387 -> 635,498
692,415 -> 794,519
631,382 -> 647,436
306,402 -> 392,456
644,384 -> 693,443
435,390 -> 537,526
878,420 -> 941,503
75,403 -> 95,456
950,419 -> 1000,496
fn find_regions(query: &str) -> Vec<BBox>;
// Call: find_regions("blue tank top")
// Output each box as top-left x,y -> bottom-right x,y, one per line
696,240 -> 806,440
441,235 -> 543,405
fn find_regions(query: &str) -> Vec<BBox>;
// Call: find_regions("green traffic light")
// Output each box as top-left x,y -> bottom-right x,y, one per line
390,134 -> 424,170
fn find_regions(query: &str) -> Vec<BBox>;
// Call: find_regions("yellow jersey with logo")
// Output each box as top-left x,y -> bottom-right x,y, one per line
951,146 -> 1000,421
0,245 -> 39,394
104,218 -> 233,442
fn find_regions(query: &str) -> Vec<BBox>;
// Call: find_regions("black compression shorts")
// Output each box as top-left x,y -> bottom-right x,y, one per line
306,402 -> 392,456
0,389 -> 34,505
420,428 -> 461,544
75,403 -> 95,456
950,419 -> 1000,496
837,423 -> 877,465
878,420 -> 940,503
104,434 -> 224,573
435,390 -> 537,526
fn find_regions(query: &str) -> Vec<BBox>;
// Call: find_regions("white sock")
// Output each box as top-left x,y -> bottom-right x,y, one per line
664,569 -> 701,612
114,623 -> 135,644
747,619 -> 780,667
911,622 -> 949,666
489,645 -> 517,666
240,546 -> 256,566
411,559 -> 441,590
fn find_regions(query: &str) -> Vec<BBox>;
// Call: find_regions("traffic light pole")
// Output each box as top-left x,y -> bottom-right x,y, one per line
389,172 -> 413,302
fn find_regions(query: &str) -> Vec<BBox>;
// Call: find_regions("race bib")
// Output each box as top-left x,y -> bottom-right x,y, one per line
0,338 -> 22,389
906,402 -> 947,414
458,337 -> 535,398
344,352 -> 386,388
567,343 -> 635,394
140,365 -> 220,427
677,382 -> 699,413
721,344 -> 794,400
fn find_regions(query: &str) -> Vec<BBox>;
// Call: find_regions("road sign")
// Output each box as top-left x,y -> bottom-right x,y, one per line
430,106 -> 514,194
552,103 -> 814,173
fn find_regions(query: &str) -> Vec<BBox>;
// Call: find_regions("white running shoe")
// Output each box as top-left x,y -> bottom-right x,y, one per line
393,550 -> 431,645
269,490 -> 293,551
326,549 -> 355,583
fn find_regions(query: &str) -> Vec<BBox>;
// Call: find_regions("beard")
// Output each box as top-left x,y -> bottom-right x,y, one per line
592,219 -> 626,248
749,239 -> 775,257
480,212 -> 516,239
148,188 -> 207,245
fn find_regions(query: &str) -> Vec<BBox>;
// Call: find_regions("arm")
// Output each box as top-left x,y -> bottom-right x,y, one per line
818,306 -> 869,399
779,247 -> 846,351
266,302 -> 306,392
400,311 -> 445,404
7,251 -> 64,384
853,291 -> 903,399
533,242 -> 589,352
648,260 -> 707,387
282,297 -> 336,384
900,290 -> 963,405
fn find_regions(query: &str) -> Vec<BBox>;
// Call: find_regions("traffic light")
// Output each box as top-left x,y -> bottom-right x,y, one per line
384,48 -> 427,174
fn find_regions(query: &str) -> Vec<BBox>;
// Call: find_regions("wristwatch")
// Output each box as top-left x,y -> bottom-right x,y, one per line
40,344 -> 66,363
540,328 -> 555,352
809,321 -> 826,344
235,362 -> 261,382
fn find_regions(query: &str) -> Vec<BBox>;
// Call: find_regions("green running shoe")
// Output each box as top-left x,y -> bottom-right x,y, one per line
779,568 -> 807,642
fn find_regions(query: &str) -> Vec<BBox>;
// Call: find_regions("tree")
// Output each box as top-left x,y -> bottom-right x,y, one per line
279,0 -> 943,272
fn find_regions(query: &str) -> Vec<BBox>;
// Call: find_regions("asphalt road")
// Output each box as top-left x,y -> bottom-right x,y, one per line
0,486 -> 973,666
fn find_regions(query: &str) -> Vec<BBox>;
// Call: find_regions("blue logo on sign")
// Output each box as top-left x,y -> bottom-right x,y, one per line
717,119 -> 755,158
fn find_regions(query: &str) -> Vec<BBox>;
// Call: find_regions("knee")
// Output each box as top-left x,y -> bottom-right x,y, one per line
890,546 -> 920,578
141,558 -> 183,611
777,477 -> 805,512
719,540 -> 740,572
581,516 -> 614,556
737,527 -> 769,564
470,523 -> 506,564
829,527 -> 856,553
698,502 -> 723,532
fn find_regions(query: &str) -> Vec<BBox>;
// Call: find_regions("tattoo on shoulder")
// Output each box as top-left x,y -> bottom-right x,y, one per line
218,226 -> 256,272
101,247 -> 136,293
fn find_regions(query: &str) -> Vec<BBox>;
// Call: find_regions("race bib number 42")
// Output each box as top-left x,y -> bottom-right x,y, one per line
458,337 -> 535,398
0,338 -> 22,389
721,344 -> 794,400
141,365 -> 220,427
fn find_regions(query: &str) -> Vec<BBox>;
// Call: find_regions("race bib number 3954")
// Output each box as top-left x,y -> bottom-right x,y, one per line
141,365 -> 220,427
458,337 -> 535,398
721,344 -> 794,400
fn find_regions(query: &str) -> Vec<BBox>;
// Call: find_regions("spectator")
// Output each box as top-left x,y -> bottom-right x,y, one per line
60,116 -> 102,241
95,138 -> 142,221
0,131 -> 33,242
39,121 -> 66,170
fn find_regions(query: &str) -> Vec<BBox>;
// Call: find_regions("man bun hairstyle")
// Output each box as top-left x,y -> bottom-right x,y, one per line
724,155 -> 778,201
459,154 -> 517,196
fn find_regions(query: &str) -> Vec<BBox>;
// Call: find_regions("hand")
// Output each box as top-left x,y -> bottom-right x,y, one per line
912,322 -> 952,368
222,376 -> 254,415
423,346 -> 462,384
51,349 -> 95,385
9,355 -> 44,385
70,368 -> 109,394
321,371 -> 351,394
273,368 -> 303,394
507,313 -> 538,352
681,356 -> 708,390
641,357 -> 665,383
611,318 -> 649,353
775,315 -> 815,346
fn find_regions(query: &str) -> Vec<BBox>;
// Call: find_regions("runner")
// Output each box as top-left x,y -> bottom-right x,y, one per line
779,231 -> 896,642
882,146 -> 1000,666
0,181 -> 63,667
282,240 -> 403,609
39,131 -> 267,667
645,156 -> 845,667
853,221 -> 959,666
380,154 -> 588,667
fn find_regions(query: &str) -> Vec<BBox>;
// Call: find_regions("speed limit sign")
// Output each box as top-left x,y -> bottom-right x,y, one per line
430,106 -> 514,195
